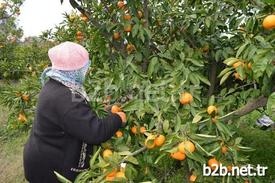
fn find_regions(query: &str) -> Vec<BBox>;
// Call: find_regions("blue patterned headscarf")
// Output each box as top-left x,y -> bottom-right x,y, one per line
40,60 -> 91,100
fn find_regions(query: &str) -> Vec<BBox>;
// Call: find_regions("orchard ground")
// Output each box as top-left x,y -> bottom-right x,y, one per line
0,83 -> 275,183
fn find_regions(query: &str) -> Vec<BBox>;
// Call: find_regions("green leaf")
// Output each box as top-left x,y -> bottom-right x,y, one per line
186,58 -> 204,67
144,28 -> 152,39
54,171 -> 72,183
223,57 -> 238,66
139,29 -> 145,43
90,147 -> 101,167
218,67 -> 233,78
195,134 -> 218,139
236,145 -> 255,152
267,92 -> 275,121
208,95 -> 215,106
197,74 -> 210,86
220,71 -> 233,85
154,153 -> 166,164
163,120 -> 170,133
216,122 -> 233,138
185,151 -> 205,164
193,141 -> 214,157
132,24 -> 139,38
74,171 -> 93,183
147,57 -> 158,77
125,156 -> 139,165
205,17 -> 211,28
192,114 -> 203,123
175,114 -> 181,132
129,62 -> 141,74
122,99 -> 144,112
236,42 -> 249,58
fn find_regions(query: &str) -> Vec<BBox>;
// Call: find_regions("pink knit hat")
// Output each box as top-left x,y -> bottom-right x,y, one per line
48,41 -> 89,71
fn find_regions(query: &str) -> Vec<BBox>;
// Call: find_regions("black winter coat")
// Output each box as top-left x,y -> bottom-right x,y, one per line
23,79 -> 122,183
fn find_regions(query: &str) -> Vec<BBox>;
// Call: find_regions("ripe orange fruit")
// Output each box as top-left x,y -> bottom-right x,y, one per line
124,25 -> 132,32
233,72 -> 241,80
131,126 -> 138,134
126,44 -> 135,53
208,158 -> 220,170
170,151 -> 186,161
189,174 -> 197,182
262,15 -> 275,30
244,180 -> 249,183
76,31 -> 83,36
140,126 -> 146,134
221,146 -> 228,154
233,61 -> 244,68
178,140 -> 196,153
111,105 -> 122,113
18,112 -> 27,123
123,14 -> 131,21
154,135 -> 165,147
117,1 -> 125,9
145,137 -> 155,149
179,92 -> 193,105
202,44 -> 209,53
247,62 -> 252,70
207,105 -> 218,115
105,176 -> 115,181
115,130 -> 123,138
106,170 -> 117,177
22,94 -> 30,102
80,14 -> 89,22
76,35 -> 84,41
115,171 -> 126,178
103,149 -> 113,159
137,10 -> 143,19
113,32 -> 120,40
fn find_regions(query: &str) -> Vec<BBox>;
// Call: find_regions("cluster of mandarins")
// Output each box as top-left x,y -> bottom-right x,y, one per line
232,61 -> 252,80
113,1 -> 143,54
179,92 -> 221,182
101,148 -> 126,181
225,14 -> 275,82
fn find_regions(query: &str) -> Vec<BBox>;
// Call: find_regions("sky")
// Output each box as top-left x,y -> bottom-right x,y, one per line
17,0 -> 73,38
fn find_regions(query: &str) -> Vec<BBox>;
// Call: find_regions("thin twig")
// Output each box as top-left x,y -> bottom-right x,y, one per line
120,146 -> 147,163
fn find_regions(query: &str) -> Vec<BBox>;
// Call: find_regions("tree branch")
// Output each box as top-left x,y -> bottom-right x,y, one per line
207,60 -> 217,97
222,95 -> 268,121
120,146 -> 147,164
141,0 -> 150,72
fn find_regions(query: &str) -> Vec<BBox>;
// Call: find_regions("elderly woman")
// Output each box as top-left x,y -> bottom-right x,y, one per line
23,42 -> 126,183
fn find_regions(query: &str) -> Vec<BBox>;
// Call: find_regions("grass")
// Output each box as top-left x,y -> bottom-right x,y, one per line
237,127 -> 275,182
0,104 -> 28,183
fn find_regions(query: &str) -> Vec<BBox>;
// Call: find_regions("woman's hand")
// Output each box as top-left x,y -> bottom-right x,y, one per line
115,112 -> 126,122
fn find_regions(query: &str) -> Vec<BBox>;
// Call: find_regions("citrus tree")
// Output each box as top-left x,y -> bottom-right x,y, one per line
47,0 -> 275,182
0,0 -> 24,79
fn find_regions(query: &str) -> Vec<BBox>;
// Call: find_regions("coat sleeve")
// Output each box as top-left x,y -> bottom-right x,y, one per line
61,100 -> 122,144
